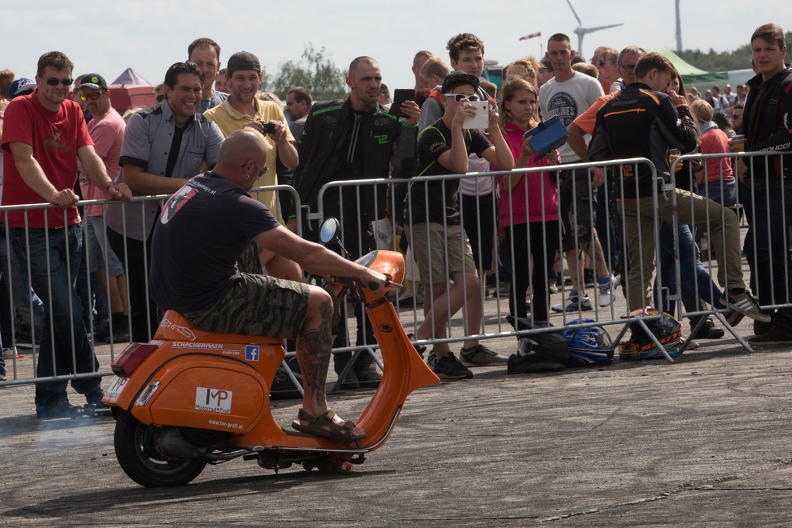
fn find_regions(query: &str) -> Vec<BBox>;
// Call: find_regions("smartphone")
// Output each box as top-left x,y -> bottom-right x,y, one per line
462,100 -> 489,129
389,89 -> 415,118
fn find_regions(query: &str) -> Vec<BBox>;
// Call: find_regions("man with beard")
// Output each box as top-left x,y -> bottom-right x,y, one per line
203,51 -> 297,222
293,56 -> 419,389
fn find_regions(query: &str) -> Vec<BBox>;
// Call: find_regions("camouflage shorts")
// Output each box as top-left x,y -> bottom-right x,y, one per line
183,273 -> 310,340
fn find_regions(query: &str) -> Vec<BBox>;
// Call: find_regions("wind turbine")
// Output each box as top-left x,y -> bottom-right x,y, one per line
566,0 -> 624,58
675,0 -> 683,52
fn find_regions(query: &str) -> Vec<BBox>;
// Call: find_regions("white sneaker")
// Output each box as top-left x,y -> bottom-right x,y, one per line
2,347 -> 23,360
596,275 -> 617,307
551,294 -> 593,313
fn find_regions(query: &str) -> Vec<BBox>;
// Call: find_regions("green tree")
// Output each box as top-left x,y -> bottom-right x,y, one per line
677,31 -> 792,72
271,44 -> 348,101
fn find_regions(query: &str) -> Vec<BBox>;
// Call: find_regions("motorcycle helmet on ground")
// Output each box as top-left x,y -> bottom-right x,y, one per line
505,315 -> 568,373
618,307 -> 682,361
562,319 -> 615,367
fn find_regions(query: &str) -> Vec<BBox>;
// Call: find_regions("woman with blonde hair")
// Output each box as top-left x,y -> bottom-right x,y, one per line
595,47 -> 621,94
495,78 -> 560,325
689,98 -> 737,206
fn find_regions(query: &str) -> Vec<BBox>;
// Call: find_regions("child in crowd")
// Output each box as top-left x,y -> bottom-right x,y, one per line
418,57 -> 450,132
496,78 -> 560,325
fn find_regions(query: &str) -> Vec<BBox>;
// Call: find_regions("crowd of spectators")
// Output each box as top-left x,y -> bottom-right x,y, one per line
1,23 -> 790,412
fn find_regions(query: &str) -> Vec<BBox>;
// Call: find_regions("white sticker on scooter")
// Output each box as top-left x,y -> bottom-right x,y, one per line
106,377 -> 129,397
245,345 -> 259,362
195,387 -> 232,414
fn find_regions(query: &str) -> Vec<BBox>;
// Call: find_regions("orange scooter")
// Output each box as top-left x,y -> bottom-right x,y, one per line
102,219 -> 440,487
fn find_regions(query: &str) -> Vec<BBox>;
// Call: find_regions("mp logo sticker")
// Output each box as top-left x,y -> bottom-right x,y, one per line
195,387 -> 232,414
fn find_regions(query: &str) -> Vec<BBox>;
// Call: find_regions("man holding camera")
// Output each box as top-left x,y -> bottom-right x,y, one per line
203,51 -> 297,222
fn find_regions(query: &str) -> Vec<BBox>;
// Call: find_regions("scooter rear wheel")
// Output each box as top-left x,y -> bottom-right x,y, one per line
114,411 -> 207,487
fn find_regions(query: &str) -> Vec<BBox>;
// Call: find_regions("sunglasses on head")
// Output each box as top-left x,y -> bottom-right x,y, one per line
43,77 -> 73,86
444,93 -> 479,103
80,91 -> 104,101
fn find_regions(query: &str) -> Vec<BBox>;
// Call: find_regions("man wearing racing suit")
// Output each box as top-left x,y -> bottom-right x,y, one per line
293,56 -> 420,388
589,52 -> 769,324
737,23 -> 792,345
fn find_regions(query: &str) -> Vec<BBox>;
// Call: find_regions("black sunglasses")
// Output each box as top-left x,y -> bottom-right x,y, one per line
43,77 -> 73,86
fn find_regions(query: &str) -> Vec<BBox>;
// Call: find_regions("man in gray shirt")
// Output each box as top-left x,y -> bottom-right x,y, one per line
105,61 -> 224,341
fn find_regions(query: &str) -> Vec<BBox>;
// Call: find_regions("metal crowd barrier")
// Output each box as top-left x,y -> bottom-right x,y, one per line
670,149 -> 790,350
6,149 -> 786,389
313,157 -> 681,364
0,184 -> 300,387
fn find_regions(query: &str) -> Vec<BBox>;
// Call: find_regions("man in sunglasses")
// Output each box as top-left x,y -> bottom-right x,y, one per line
406,70 -> 514,380
1,51 -> 132,418
150,129 -> 387,441
75,74 -> 130,344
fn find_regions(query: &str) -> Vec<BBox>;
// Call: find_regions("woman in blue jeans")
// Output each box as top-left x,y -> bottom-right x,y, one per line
653,71 -> 724,337
656,222 -> 722,315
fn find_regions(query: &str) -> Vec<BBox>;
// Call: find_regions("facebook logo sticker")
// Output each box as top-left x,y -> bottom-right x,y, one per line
245,345 -> 260,362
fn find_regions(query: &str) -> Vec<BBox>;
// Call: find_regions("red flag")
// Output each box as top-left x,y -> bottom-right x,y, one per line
519,32 -> 542,41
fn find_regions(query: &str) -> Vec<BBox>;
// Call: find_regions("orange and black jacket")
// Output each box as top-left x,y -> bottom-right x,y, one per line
589,82 -> 698,199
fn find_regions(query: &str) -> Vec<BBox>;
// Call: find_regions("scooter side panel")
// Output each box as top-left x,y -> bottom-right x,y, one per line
107,341 -> 285,412
134,360 -> 270,434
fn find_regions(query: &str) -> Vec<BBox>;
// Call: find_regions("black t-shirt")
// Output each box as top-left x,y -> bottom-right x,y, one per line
408,119 -> 491,225
150,172 -> 280,313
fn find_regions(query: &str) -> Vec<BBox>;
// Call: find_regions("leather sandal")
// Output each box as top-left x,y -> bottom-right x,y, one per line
291,408 -> 367,441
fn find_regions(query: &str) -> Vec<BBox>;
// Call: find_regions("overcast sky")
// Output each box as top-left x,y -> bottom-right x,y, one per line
2,1 -> 784,92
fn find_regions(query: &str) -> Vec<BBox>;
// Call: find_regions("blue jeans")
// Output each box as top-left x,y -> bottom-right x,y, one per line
0,231 -> 45,342
743,184 -> 792,331
10,226 -> 101,408
656,222 -> 723,316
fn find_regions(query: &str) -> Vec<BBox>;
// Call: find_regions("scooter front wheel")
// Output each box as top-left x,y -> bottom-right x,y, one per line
114,411 -> 207,487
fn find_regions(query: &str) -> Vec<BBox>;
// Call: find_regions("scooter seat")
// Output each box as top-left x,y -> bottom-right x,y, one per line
154,310 -> 285,345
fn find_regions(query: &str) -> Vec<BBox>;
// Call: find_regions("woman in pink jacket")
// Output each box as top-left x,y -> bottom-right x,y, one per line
496,78 -> 560,325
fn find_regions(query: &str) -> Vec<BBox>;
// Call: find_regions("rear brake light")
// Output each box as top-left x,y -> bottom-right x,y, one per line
111,343 -> 159,377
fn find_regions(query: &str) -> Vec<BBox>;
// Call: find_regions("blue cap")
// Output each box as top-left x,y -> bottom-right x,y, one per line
9,78 -> 36,99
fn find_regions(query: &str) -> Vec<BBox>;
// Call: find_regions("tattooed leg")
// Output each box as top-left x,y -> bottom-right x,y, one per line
296,293 -> 333,409
295,286 -> 365,437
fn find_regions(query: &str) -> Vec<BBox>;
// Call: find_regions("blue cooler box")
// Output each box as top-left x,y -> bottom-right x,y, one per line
524,116 -> 568,156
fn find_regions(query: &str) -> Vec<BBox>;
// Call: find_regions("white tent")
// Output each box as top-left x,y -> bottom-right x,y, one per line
111,68 -> 152,86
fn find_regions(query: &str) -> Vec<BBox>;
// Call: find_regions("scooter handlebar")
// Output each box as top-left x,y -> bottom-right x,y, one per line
330,274 -> 393,291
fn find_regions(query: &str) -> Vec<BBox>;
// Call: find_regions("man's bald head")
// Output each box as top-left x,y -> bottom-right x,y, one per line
349,56 -> 378,76
218,129 -> 267,164
215,129 -> 268,189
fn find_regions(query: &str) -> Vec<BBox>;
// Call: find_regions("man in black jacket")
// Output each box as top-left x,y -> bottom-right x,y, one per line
738,23 -> 792,345
590,52 -> 768,325
293,56 -> 420,388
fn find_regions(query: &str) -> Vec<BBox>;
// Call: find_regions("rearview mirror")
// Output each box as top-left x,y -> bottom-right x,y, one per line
319,217 -> 341,244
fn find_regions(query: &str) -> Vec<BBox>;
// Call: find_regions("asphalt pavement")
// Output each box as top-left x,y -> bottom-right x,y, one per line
2,286 -> 792,527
